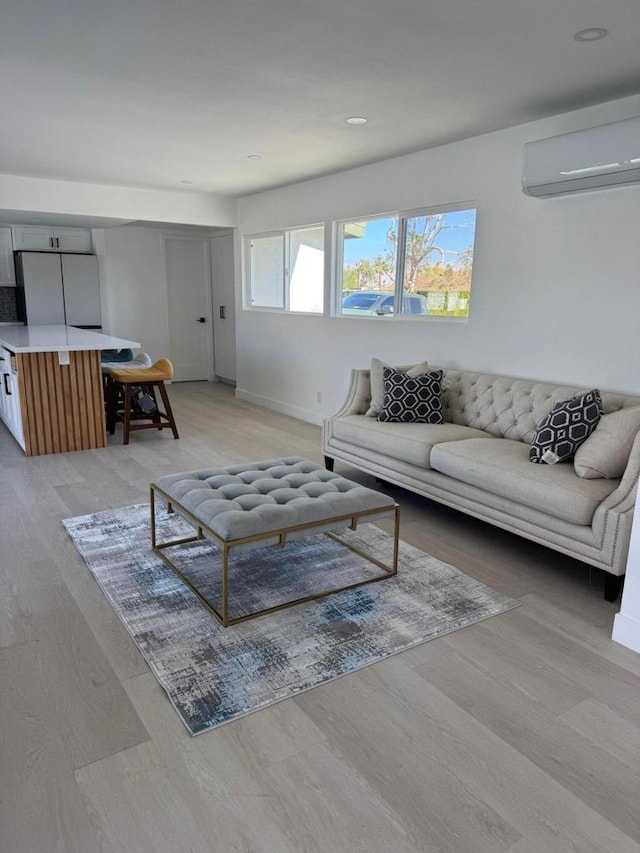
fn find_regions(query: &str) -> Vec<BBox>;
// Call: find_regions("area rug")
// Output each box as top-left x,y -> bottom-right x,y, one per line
63,504 -> 519,735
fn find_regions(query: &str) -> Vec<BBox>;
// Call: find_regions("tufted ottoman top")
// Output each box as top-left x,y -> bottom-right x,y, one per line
153,456 -> 396,544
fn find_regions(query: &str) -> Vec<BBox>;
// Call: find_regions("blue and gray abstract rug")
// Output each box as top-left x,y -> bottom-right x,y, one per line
63,504 -> 519,735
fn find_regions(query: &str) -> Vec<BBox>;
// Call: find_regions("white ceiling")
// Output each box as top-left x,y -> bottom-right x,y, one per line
1,0 -> 639,197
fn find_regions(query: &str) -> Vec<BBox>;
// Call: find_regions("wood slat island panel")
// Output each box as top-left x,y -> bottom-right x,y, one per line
17,350 -> 106,456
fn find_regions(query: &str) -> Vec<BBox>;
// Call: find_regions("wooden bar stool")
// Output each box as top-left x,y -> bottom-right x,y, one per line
107,358 -> 179,444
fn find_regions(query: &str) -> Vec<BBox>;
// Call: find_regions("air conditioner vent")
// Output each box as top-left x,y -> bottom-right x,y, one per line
523,117 -> 640,198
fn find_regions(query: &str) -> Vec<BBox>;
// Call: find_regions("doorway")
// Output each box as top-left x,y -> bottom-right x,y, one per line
165,237 -> 212,382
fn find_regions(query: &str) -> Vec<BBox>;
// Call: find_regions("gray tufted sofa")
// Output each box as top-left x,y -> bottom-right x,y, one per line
323,366 -> 640,598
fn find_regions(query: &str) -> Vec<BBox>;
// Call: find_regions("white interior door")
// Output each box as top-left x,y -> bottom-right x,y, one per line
210,234 -> 236,383
165,237 -> 211,382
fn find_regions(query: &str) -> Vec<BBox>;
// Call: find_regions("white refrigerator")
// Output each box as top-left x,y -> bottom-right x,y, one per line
14,251 -> 102,328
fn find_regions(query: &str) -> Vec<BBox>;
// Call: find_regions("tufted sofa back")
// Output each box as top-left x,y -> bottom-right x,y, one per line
437,369 -> 640,444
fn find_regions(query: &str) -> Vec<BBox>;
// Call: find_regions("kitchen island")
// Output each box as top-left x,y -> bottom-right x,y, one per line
0,325 -> 140,456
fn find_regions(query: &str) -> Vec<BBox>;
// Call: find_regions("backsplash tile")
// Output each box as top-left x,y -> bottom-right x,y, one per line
0,287 -> 18,322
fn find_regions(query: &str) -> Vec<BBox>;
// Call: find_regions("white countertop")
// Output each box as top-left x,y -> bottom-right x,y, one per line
0,325 -> 141,353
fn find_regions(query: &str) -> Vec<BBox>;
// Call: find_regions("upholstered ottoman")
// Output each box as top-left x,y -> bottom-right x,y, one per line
150,456 -> 399,626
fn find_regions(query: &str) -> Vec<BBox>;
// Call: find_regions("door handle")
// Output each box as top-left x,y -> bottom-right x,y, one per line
3,374 -> 11,395
219,306 -> 226,319
198,317 -> 206,323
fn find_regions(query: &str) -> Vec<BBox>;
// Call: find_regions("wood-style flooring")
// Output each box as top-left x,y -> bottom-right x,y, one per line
1,381 -> 639,853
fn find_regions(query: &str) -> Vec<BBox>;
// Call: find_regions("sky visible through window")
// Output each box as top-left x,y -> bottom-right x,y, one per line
343,210 -> 475,266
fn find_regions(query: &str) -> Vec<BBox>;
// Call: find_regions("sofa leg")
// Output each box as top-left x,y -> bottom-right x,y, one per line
324,456 -> 334,472
604,574 -> 624,603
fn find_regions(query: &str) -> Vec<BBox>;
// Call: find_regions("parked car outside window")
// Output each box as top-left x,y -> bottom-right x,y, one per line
341,291 -> 429,316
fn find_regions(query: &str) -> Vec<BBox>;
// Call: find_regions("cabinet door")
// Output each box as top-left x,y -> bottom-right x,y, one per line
4,369 -> 24,449
0,349 -> 9,423
54,228 -> 92,253
0,227 -> 15,285
20,253 -> 66,324
12,225 -> 56,251
61,254 -> 101,326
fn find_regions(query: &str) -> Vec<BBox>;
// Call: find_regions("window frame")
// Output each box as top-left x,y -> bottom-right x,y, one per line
244,223 -> 325,314
334,200 -> 477,321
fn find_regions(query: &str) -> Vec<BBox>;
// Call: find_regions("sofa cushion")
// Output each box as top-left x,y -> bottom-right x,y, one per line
378,367 -> 444,424
529,389 -> 603,464
332,416 -> 494,468
430,438 -> 619,525
574,406 -> 640,479
366,358 -> 429,418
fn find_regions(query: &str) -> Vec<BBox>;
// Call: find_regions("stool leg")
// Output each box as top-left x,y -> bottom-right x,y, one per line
147,383 -> 162,430
122,384 -> 132,445
107,378 -> 117,435
157,382 -> 179,439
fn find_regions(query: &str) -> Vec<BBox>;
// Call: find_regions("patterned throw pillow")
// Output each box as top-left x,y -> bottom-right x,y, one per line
366,358 -> 429,417
378,367 -> 444,423
529,389 -> 603,464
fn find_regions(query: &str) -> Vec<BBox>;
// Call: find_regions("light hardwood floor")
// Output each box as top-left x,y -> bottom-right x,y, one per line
1,381 -> 639,853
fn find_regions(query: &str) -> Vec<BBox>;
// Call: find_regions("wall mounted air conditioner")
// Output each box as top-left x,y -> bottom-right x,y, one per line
522,116 -> 640,197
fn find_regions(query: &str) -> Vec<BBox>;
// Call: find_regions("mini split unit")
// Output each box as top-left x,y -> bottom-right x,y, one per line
522,116 -> 640,197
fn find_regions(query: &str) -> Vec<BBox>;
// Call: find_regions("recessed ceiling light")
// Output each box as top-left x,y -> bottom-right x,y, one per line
346,116 -> 368,125
247,154 -> 262,160
574,27 -> 608,42
180,179 -> 194,185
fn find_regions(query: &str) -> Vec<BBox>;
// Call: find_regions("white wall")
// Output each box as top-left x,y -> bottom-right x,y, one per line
613,498 -> 640,654
94,226 -> 170,361
0,174 -> 237,228
235,94 -> 640,425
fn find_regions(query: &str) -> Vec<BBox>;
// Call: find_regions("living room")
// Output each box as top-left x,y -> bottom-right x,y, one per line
1,1 -> 640,851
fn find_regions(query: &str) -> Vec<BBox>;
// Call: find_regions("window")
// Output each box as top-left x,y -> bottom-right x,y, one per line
337,204 -> 476,318
245,225 -> 324,313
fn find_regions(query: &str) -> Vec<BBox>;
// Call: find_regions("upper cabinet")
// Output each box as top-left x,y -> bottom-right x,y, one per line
0,227 -> 16,286
12,225 -> 92,254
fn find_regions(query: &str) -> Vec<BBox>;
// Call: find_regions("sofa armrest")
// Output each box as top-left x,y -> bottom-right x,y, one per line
322,369 -> 371,455
600,430 -> 640,514
329,369 -> 371,419
591,431 -> 640,552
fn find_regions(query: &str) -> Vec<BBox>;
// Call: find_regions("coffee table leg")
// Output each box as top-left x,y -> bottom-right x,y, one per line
392,505 -> 400,575
150,486 -> 156,548
222,543 -> 230,627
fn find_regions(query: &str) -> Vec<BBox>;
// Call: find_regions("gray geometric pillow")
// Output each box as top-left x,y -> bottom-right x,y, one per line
529,389 -> 603,464
378,367 -> 444,423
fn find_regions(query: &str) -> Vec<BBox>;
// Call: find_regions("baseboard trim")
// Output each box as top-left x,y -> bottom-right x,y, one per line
235,388 -> 324,426
612,612 -> 640,654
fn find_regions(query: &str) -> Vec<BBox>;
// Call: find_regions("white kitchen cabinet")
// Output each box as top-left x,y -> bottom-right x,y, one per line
0,347 -> 24,449
54,228 -> 93,253
0,227 -> 16,285
12,225 -> 92,253
0,350 -> 7,423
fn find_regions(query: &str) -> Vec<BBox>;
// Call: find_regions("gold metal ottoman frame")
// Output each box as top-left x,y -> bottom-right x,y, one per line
150,483 -> 400,627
